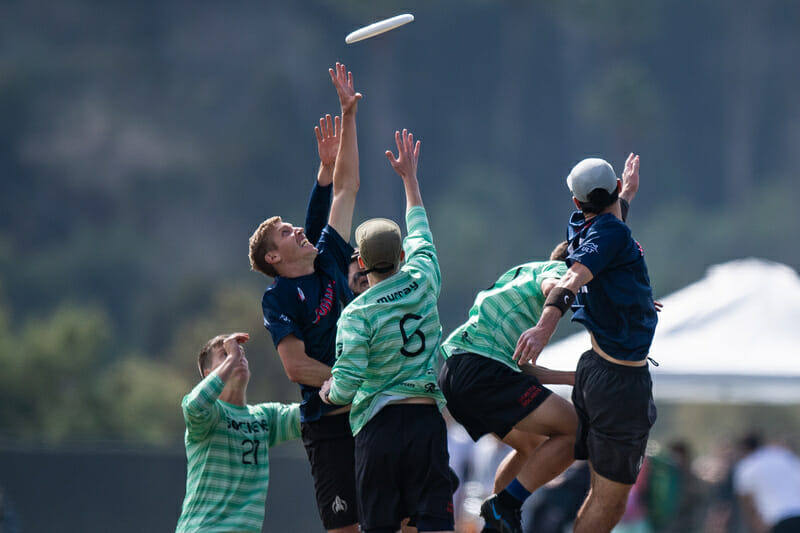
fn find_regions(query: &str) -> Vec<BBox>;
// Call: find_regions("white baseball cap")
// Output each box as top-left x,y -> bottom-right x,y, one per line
566,158 -> 618,202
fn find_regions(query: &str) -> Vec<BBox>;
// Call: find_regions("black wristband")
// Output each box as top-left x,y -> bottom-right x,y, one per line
544,287 -> 576,316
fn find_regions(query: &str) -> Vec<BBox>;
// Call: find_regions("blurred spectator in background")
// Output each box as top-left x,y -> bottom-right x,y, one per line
733,431 -> 800,533
657,440 -> 707,533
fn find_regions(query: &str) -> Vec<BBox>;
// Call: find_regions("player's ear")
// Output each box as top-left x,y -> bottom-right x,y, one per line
400,250 -> 405,262
358,256 -> 365,269
572,197 -> 582,210
265,251 -> 280,265
616,179 -> 622,192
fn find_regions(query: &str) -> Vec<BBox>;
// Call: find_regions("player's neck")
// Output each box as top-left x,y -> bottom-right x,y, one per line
219,386 -> 247,407
585,201 -> 622,221
277,256 -> 316,278
367,271 -> 395,287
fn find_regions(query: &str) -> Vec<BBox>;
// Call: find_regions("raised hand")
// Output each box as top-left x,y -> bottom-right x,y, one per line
315,114 -> 341,167
223,332 -> 249,361
621,152 -> 640,202
385,129 -> 420,182
328,62 -> 362,115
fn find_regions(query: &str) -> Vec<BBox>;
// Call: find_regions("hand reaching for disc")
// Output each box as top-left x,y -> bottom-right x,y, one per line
329,62 -> 362,115
385,129 -> 420,182
315,114 -> 340,167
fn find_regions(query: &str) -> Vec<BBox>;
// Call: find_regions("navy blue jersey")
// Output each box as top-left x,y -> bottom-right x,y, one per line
262,225 -> 354,422
566,211 -> 657,361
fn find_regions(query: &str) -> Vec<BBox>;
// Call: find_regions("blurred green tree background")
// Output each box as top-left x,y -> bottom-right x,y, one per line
0,0 -> 798,446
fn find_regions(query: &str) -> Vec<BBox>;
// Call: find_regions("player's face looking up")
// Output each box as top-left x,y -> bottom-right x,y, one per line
266,222 -> 318,267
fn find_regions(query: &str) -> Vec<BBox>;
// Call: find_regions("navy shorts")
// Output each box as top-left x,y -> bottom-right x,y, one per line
438,352 -> 552,441
301,412 -> 359,529
572,350 -> 657,484
355,404 -> 454,533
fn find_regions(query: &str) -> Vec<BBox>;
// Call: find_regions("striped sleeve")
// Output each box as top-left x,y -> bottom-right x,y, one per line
181,374 -> 225,441
328,309 -> 369,406
403,206 -> 440,292
265,402 -> 301,447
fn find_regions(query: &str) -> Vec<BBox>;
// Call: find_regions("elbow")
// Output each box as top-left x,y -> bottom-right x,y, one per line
284,367 -> 303,384
334,181 -> 360,196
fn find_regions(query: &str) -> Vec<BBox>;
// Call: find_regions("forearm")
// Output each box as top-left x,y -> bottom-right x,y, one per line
403,177 -> 423,208
277,336 -> 334,387
557,265 -> 589,294
182,374 -> 224,420
534,307 -> 562,344
327,372 -> 360,406
328,111 -> 359,241
520,364 -> 575,386
317,161 -> 334,187
284,357 -> 332,387
332,112 -> 359,196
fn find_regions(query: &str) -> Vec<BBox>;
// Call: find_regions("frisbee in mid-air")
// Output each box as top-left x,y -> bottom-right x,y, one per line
345,14 -> 414,44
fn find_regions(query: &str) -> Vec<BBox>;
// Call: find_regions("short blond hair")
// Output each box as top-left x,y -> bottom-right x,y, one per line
198,334 -> 227,378
248,216 -> 282,277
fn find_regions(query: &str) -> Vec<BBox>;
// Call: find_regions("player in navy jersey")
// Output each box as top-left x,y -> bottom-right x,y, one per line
514,153 -> 658,533
248,62 -> 361,533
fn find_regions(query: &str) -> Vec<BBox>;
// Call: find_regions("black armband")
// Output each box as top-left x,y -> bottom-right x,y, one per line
620,198 -> 630,222
544,287 -> 576,316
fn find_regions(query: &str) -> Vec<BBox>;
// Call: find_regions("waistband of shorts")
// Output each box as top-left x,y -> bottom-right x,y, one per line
590,334 -> 647,367
382,402 -> 439,412
301,410 -> 350,429
585,349 -> 651,373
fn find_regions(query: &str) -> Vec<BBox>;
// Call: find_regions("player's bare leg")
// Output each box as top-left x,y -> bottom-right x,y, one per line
492,435 -> 546,493
500,393 -> 576,493
572,464 -> 631,533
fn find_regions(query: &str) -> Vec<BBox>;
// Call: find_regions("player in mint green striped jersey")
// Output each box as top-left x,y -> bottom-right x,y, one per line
320,129 -> 455,533
176,332 -> 301,533
437,252 -> 579,533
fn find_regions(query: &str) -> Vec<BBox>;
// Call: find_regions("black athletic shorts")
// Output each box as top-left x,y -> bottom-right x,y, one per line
773,516 -> 800,533
301,412 -> 359,529
354,404 -> 454,533
572,349 -> 657,485
438,352 -> 553,441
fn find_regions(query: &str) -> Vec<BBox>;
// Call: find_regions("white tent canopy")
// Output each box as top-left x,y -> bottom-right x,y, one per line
537,258 -> 800,404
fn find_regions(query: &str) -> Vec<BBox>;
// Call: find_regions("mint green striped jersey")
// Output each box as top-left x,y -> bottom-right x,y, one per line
176,373 -> 301,533
329,206 -> 445,436
440,260 -> 567,372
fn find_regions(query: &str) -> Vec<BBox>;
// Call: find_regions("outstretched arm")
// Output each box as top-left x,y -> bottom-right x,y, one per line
513,262 -> 594,365
619,152 -> 640,205
304,114 -> 339,245
519,363 -> 575,386
385,128 -> 422,209
327,62 -> 362,242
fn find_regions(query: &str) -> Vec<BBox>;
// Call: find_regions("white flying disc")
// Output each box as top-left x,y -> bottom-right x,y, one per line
345,14 -> 414,44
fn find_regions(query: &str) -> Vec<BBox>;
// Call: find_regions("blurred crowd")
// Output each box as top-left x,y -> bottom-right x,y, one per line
445,418 -> 800,533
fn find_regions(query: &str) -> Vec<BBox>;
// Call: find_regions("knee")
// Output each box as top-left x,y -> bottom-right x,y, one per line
516,435 -> 545,456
